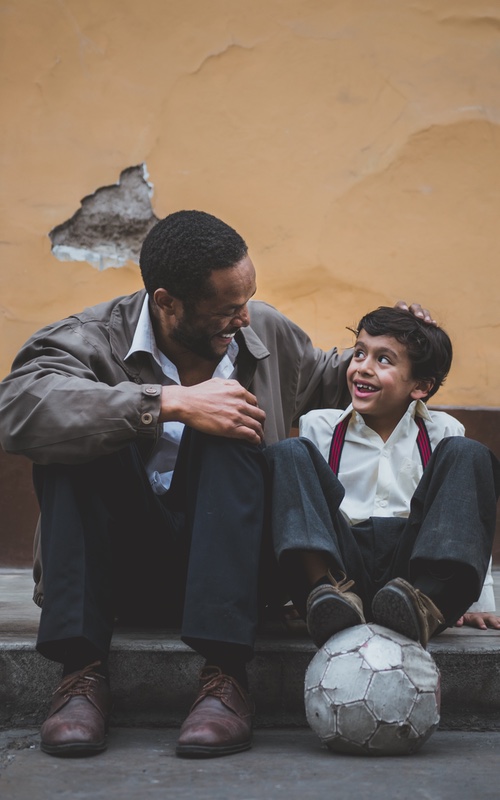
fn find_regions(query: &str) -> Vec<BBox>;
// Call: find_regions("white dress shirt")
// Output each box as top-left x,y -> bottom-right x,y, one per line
299,400 -> 494,612
125,295 -> 238,493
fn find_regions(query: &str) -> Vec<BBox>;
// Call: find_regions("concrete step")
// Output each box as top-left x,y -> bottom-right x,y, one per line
1,570 -> 500,731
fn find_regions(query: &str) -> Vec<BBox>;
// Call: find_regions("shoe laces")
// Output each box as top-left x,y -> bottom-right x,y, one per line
326,570 -> 356,594
55,661 -> 103,699
198,667 -> 247,702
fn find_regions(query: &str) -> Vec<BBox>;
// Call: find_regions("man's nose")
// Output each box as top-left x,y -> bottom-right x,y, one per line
232,305 -> 250,328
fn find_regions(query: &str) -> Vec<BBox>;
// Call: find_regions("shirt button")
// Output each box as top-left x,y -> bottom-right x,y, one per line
141,412 -> 153,425
379,500 -> 388,508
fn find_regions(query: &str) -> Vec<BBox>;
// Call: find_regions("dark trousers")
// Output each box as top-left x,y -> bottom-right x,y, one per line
264,436 -> 500,625
33,430 -> 268,664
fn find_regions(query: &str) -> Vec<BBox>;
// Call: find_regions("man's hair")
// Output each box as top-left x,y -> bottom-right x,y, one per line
139,210 -> 248,304
355,306 -> 453,400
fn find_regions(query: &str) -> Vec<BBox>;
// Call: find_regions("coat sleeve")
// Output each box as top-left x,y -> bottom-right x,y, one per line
293,341 -> 353,421
0,320 -> 162,464
259,303 -> 352,421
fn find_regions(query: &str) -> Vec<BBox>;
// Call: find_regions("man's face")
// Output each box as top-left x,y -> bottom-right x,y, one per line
171,256 -> 257,362
346,329 -> 429,435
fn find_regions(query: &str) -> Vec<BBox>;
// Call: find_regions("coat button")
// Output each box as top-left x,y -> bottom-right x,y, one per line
141,412 -> 153,425
144,386 -> 159,396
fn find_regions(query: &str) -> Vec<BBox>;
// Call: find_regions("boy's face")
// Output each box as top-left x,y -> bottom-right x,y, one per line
346,329 -> 431,437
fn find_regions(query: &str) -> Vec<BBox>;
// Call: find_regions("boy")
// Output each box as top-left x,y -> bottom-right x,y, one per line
264,307 -> 500,648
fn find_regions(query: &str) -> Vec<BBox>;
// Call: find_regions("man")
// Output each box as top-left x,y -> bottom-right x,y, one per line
0,210 -> 430,759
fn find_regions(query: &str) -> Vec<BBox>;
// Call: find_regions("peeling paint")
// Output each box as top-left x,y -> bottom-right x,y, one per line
49,164 -> 158,270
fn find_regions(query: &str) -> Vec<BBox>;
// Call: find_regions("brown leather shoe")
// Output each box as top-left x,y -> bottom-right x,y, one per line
306,573 -> 365,647
176,667 -> 255,758
372,577 -> 446,648
40,662 -> 112,756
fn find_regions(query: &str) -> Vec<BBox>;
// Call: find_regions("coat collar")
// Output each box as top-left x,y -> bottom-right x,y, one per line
108,291 -> 270,384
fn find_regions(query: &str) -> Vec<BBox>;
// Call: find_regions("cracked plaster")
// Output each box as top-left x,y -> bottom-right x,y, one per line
49,165 -> 158,270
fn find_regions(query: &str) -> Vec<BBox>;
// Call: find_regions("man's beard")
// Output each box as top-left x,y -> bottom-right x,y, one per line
171,319 -> 225,363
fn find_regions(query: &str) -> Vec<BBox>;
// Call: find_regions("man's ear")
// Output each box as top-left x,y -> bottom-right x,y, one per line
153,288 -> 182,317
410,378 -> 435,401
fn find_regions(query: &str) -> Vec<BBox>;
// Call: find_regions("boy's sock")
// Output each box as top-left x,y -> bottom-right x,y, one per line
413,561 -> 462,621
311,567 -> 347,590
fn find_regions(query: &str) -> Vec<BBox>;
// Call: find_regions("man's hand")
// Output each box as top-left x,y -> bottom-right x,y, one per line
160,378 -> 266,445
394,301 -> 436,325
455,612 -> 500,630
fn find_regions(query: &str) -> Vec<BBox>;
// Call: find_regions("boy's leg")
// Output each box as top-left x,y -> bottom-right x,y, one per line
372,437 -> 500,645
264,437 -> 369,646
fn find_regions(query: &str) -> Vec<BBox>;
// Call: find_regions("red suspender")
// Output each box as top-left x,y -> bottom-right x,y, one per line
415,416 -> 432,469
328,416 -> 350,475
328,415 -> 432,475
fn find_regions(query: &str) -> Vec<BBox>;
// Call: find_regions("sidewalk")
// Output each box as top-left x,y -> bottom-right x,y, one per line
1,569 -> 500,732
2,727 -> 500,800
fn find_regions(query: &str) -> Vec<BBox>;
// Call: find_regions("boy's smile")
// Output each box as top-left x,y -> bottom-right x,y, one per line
347,330 -> 430,440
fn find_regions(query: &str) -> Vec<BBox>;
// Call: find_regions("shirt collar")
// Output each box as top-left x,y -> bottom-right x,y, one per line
339,398 -> 432,428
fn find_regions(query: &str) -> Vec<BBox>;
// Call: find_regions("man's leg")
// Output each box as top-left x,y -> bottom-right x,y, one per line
372,437 -> 500,645
33,444 -> 184,756
169,430 -> 267,758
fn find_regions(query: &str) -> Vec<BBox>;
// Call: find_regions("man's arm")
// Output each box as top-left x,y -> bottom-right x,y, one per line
161,379 -> 265,445
395,301 -> 436,325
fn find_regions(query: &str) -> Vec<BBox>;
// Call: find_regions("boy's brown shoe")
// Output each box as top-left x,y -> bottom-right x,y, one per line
372,577 -> 445,649
306,573 -> 365,648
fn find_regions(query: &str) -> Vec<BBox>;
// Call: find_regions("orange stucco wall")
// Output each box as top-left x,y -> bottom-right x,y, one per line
1,0 -> 499,405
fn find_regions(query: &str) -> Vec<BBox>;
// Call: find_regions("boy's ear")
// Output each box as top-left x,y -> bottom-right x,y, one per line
410,379 -> 435,401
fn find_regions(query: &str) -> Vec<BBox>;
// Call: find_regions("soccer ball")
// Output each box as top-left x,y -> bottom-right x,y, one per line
304,623 -> 440,756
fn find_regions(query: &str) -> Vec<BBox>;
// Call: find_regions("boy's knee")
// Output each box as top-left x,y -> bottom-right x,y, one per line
436,436 -> 488,460
264,436 -> 313,466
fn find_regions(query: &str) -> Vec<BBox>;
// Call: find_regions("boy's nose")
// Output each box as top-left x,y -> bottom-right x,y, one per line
358,360 -> 374,374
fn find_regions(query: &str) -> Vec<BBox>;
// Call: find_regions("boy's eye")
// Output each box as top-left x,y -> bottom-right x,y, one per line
354,349 -> 366,359
378,355 -> 391,364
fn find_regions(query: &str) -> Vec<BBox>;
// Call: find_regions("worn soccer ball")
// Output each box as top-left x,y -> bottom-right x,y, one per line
304,623 -> 440,755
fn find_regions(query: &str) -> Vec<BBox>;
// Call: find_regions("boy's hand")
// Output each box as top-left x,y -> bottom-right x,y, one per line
394,301 -> 436,326
455,612 -> 500,630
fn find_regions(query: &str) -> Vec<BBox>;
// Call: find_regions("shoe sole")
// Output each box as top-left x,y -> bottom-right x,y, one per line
176,740 -> 252,758
372,584 -> 421,643
41,739 -> 107,757
307,593 -> 364,648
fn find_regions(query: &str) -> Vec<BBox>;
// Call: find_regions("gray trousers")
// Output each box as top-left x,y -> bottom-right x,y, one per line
264,436 -> 500,625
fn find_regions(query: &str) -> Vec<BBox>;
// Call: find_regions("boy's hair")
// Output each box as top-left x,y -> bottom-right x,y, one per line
139,210 -> 248,305
355,306 -> 452,400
